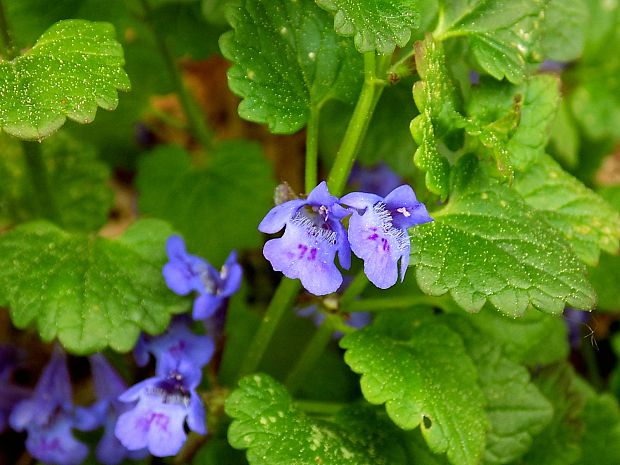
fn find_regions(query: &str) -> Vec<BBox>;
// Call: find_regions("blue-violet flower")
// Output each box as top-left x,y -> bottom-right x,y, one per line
134,316 -> 215,373
78,354 -> 148,465
341,185 -> 433,289
114,358 -> 206,457
163,235 -> 242,320
9,346 -> 90,465
259,181 -> 351,295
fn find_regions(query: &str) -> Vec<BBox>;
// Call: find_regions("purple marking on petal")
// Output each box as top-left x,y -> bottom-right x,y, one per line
263,221 -> 343,295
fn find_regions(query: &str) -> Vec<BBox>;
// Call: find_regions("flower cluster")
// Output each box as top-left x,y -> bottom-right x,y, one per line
115,318 -> 213,457
10,347 -> 91,465
259,181 -> 433,295
163,235 -> 242,320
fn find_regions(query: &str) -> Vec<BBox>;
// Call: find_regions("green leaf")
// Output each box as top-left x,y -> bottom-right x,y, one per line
410,109 -> 451,199
466,75 -> 560,170
410,35 -> 460,199
466,307 -> 569,366
136,141 -> 274,265
226,374 -> 403,465
404,430 -> 451,465
445,316 -> 552,465
0,132 -> 113,232
315,0 -> 420,54
518,364 -> 586,465
219,0 -> 362,133
0,219 -> 186,354
514,155 -> 620,265
575,391 -> 620,465
587,186 -> 620,311
0,19 -> 130,140
438,0 -> 548,83
568,1 -> 620,140
341,316 -> 487,465
410,156 -> 596,316
539,0 -> 587,61
548,99 -> 580,169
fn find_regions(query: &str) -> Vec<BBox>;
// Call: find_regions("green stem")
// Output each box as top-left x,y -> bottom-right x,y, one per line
294,399 -> 347,416
305,106 -> 320,192
0,0 -> 15,60
326,52 -> 389,196
22,142 -> 60,223
339,270 -> 369,308
139,0 -> 214,151
285,321 -> 334,394
234,53 -> 390,384
235,278 -> 301,381
344,295 -> 447,312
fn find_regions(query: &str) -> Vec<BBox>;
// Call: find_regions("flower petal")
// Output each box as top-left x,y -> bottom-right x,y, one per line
306,181 -> 338,207
165,235 -> 187,262
263,223 -> 342,295
258,199 -> 306,234
186,392 -> 207,435
193,293 -> 222,320
347,210 -> 407,289
340,191 -> 383,210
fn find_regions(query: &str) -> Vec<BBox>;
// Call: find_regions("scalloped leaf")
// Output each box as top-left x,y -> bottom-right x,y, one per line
341,318 -> 487,465
409,156 -> 596,316
514,155 -> 620,265
316,0 -> 420,54
438,0 -> 548,83
0,219 -> 186,354
410,35 -> 460,199
226,374 -> 405,465
219,0 -> 362,134
445,315 -> 552,465
518,364 -> 586,465
0,19 -> 130,140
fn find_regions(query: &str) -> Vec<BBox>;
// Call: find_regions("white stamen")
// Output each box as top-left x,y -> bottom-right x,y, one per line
291,211 -> 337,244
397,206 -> 411,217
372,203 -> 410,251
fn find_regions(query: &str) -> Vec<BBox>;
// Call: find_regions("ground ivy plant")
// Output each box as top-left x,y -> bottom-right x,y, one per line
0,0 -> 619,464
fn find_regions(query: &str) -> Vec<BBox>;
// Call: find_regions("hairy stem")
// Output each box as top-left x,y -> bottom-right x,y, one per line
327,52 -> 390,196
22,142 -> 60,223
235,53 -> 391,384
0,0 -> 15,60
285,321 -> 334,394
235,278 -> 301,382
139,0 -> 214,151
305,106 -> 320,193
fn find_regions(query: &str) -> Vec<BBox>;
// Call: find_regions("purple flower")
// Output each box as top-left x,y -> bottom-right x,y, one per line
259,181 -> 351,295
341,185 -> 433,289
115,361 -> 206,457
134,317 -> 215,373
9,346 -> 89,465
163,235 -> 242,320
76,355 -> 148,465
0,346 -> 30,433
348,163 -> 403,197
